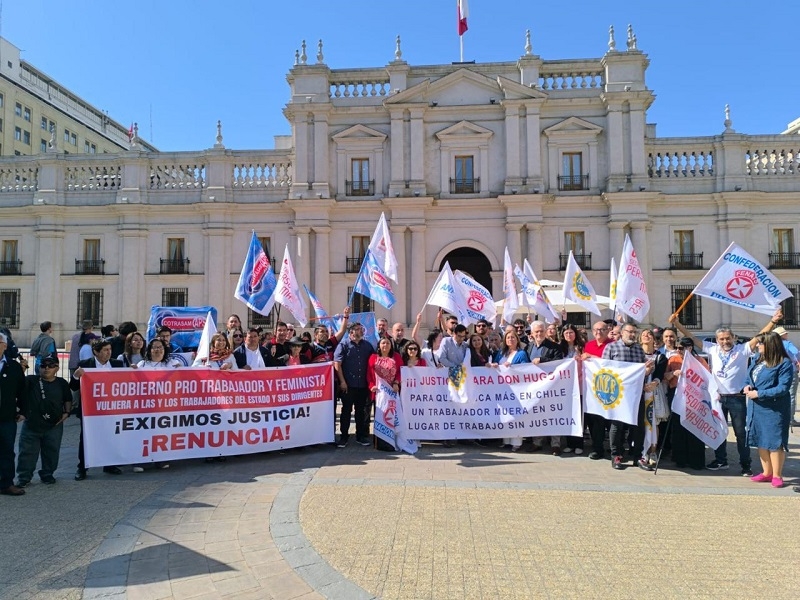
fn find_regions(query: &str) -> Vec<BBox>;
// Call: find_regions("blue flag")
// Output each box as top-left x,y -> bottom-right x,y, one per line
352,249 -> 396,309
234,232 -> 277,316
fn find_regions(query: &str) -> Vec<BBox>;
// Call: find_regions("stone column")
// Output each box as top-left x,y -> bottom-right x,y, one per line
313,226 -> 331,313
312,111 -> 330,196
33,220 -> 65,335
117,223 -> 148,322
293,115 -> 310,190
525,107 -> 543,189
606,103 -> 625,183
410,225 -> 427,320
293,227 -> 311,296
505,223 -> 523,265
390,225 -> 407,324
389,111 -> 405,194
526,223 -> 544,275
409,108 -> 425,187
608,221 -> 627,268
504,103 -> 521,187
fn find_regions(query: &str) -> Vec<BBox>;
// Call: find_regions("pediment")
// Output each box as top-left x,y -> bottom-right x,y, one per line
543,117 -> 603,137
331,124 -> 387,142
496,76 -> 548,100
385,68 -> 500,106
435,120 -> 494,141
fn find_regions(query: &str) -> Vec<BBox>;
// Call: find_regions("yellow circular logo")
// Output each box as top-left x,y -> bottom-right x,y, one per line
592,368 -> 624,410
448,365 -> 467,391
573,272 -> 592,301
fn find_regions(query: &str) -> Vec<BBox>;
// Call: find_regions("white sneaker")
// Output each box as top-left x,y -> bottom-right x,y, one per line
574,448 -> 584,455
132,466 -> 144,473
562,447 -> 573,454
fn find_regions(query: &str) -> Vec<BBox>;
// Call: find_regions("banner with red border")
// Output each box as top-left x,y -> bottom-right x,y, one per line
80,364 -> 334,466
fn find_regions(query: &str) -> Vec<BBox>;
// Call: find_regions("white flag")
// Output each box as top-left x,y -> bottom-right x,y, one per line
615,234 -> 650,322
274,245 -> 309,327
673,350 -> 728,449
502,247 -> 519,324
424,262 -> 468,322
454,270 -> 497,325
692,241 -> 792,316
563,251 -> 601,316
194,310 -> 217,362
582,358 -> 646,425
515,260 -> 560,323
374,376 -> 418,454
608,257 -> 618,312
369,212 -> 399,282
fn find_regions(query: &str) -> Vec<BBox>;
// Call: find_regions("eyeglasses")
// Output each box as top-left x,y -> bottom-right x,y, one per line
40,364 -> 58,369
475,323 -> 486,328
233,334 -> 243,339
407,347 -> 419,352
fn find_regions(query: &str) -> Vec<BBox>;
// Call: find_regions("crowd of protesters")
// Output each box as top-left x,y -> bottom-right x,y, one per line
0,304 -> 798,496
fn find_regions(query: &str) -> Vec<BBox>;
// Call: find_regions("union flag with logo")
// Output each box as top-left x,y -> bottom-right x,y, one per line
692,242 -> 792,316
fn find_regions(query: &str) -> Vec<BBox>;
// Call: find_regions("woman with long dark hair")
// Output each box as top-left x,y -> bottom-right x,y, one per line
745,331 -> 793,488
559,323 -> 586,454
118,332 -> 146,368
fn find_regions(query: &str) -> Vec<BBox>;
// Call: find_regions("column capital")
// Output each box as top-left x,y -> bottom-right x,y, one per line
390,225 -> 407,234
409,225 -> 426,234
505,223 -> 523,232
525,222 -> 543,232
312,226 -> 331,235
291,226 -> 311,236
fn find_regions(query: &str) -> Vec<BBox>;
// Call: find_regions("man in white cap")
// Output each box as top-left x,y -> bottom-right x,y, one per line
773,326 -> 800,426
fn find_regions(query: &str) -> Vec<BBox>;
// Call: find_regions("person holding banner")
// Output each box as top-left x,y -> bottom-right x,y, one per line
234,328 -> 277,370
421,329 -> 444,368
744,332 -> 793,488
277,337 -> 311,366
636,329 -> 667,470
491,328 -> 530,451
192,333 -> 238,370
559,324 -> 586,454
527,321 -> 565,454
669,338 -> 710,470
70,339 -> 125,479
582,321 -> 613,460
368,339 -> 403,400
671,308 -> 781,475
602,322 -> 653,470
118,332 -> 146,368
402,342 -> 427,367
137,338 -> 182,370
469,333 -> 491,367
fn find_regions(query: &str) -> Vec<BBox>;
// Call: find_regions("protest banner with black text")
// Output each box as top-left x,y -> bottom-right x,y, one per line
374,376 -> 419,454
400,360 -> 581,439
672,350 -> 728,449
80,364 -> 334,466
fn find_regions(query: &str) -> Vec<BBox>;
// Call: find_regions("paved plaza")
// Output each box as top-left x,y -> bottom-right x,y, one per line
1,418 -> 798,600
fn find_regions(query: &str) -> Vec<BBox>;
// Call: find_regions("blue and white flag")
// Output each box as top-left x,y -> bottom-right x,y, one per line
234,232 -> 277,316
374,376 -> 418,454
352,249 -> 396,309
692,241 -> 792,316
304,285 -> 339,332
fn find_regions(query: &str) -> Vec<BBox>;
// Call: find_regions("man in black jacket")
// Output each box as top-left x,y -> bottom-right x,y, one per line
234,328 -> 277,369
16,354 -> 72,486
70,339 -> 124,479
527,320 -> 566,454
0,333 -> 26,496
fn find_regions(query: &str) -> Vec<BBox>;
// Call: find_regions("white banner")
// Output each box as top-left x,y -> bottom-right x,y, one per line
275,244 -> 309,326
582,358 -> 646,425
400,360 -> 582,440
374,376 -> 419,454
80,364 -> 334,466
673,350 -> 728,449
616,234 -> 650,321
693,241 -> 792,316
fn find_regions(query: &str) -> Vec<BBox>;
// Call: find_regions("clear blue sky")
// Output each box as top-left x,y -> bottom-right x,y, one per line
4,0 -> 796,151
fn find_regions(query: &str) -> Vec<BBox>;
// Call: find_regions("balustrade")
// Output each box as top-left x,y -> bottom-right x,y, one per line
745,148 -> 800,176
232,161 -> 292,188
65,164 -> 122,190
149,163 -> 205,189
329,80 -> 390,98
0,165 -> 37,192
539,71 -> 603,90
647,148 -> 714,178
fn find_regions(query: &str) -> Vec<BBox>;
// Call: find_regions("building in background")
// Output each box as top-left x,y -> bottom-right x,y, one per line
0,37 -> 157,157
0,29 -> 799,345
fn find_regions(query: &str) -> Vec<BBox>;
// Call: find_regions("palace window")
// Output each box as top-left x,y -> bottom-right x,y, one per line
559,152 -> 587,190
346,158 -> 373,196
77,289 -> 103,328
671,285 -> 702,329
0,289 -> 20,328
348,286 -> 373,313
162,288 -> 188,307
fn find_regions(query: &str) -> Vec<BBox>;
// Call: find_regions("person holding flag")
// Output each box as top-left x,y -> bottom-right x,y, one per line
668,337 -> 710,470
670,307 -> 782,475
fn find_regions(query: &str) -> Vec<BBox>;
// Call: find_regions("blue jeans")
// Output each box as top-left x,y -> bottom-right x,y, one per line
0,420 -> 18,489
714,394 -> 751,468
16,422 -> 64,483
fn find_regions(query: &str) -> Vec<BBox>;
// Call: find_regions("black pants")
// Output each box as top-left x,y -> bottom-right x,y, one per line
340,386 -> 370,440
586,413 -> 607,454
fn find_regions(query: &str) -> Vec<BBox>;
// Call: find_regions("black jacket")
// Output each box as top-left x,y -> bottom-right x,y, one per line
69,357 -> 124,391
527,338 -> 565,363
233,344 -> 277,369
0,358 -> 25,422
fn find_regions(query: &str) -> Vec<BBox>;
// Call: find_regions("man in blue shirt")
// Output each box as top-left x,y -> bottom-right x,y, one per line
333,323 -> 374,447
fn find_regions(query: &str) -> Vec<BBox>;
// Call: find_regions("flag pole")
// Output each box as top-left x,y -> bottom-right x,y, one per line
670,292 -> 694,321
460,34 -> 464,62
653,413 -> 675,475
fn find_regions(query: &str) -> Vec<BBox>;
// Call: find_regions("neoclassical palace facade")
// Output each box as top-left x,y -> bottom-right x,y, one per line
1,32 -> 799,345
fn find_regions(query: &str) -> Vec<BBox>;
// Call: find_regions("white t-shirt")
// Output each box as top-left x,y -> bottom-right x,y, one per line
701,341 -> 754,395
244,346 -> 265,369
137,359 -> 181,370
192,354 -> 238,370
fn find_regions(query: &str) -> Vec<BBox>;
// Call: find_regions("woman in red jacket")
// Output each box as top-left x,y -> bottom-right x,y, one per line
367,337 -> 404,399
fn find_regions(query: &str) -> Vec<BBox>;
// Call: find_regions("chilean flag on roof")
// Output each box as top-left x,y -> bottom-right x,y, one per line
457,0 -> 469,36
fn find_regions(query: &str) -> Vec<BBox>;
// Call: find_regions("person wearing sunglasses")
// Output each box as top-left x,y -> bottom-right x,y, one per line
15,354 -> 71,488
402,343 -> 427,367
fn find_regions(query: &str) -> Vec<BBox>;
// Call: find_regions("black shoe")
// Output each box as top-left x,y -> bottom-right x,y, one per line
741,467 -> 753,477
16,480 -> 30,488
612,456 -> 624,470
791,419 -> 800,427
336,436 -> 349,448
74,469 -> 87,481
356,437 -> 371,446
103,466 -> 122,475
41,475 -> 56,484
588,451 -> 602,460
